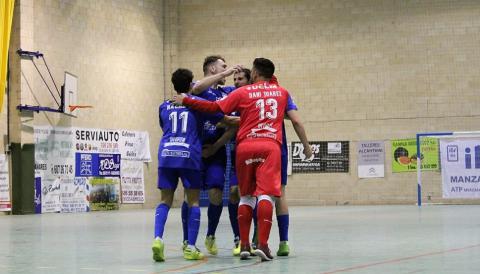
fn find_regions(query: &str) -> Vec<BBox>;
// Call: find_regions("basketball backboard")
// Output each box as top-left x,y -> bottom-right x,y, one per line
62,72 -> 78,117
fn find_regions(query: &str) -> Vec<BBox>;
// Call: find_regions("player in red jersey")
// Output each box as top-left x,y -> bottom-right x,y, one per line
174,58 -> 290,261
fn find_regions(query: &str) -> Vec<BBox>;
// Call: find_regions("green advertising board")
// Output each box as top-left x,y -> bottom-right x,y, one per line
391,138 -> 439,172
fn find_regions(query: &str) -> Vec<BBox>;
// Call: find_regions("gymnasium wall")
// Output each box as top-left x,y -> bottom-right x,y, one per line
171,0 -> 480,205
8,0 -> 166,208
5,0 -> 480,208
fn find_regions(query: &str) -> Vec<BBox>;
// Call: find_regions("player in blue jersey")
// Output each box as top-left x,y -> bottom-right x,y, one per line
187,55 -> 242,255
152,68 -> 220,262
276,92 -> 312,256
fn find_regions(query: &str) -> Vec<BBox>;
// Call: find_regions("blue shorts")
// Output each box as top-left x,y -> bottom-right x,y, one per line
203,160 -> 226,190
157,167 -> 203,190
281,152 -> 288,186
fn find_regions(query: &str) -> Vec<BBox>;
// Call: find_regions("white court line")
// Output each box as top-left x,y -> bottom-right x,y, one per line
80,267 -> 103,271
37,266 -> 57,269
121,269 -> 148,272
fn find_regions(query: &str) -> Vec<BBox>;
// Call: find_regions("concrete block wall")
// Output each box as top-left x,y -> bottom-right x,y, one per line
173,0 -> 480,205
3,0 -> 480,207
7,0 -> 167,208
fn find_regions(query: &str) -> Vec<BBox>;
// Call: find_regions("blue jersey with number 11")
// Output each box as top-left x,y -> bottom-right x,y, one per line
158,100 -> 204,170
158,96 -> 224,170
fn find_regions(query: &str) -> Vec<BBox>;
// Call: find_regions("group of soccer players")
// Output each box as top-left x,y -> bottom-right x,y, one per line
152,56 -> 312,262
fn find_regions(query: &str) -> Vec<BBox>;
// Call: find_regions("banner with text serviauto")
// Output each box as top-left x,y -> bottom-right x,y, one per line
34,126 -> 150,213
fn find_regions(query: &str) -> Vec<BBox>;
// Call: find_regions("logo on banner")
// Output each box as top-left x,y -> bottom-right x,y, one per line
446,145 -> 458,162
75,153 -> 121,177
464,145 -> 480,169
447,144 -> 480,169
80,154 -> 93,176
99,154 -> 121,176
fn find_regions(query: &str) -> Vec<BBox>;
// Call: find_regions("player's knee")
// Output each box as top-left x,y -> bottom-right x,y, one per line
229,186 -> 239,203
258,194 -> 275,207
239,195 -> 256,209
208,188 -> 223,205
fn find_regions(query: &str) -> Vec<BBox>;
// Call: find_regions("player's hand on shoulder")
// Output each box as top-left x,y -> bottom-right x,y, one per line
172,93 -> 187,106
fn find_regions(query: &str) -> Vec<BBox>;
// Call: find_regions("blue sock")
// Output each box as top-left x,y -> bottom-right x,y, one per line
228,202 -> 240,239
207,203 -> 223,236
277,214 -> 289,242
188,206 -> 201,246
154,203 -> 170,238
181,201 -> 189,242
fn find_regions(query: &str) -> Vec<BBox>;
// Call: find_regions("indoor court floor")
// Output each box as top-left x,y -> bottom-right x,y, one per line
1,205 -> 479,274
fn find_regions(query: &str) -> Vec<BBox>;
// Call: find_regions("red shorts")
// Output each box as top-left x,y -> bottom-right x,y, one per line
235,140 -> 281,197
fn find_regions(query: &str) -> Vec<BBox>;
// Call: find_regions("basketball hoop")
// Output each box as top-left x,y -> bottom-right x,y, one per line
68,105 -> 93,112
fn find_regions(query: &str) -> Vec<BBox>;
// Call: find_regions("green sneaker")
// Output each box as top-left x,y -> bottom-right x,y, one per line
182,240 -> 188,251
232,240 -> 241,256
152,238 -> 165,262
277,241 -> 290,256
205,235 -> 218,255
184,246 -> 205,260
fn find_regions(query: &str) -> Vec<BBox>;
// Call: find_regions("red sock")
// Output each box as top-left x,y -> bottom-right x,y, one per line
237,204 -> 253,247
257,199 -> 273,247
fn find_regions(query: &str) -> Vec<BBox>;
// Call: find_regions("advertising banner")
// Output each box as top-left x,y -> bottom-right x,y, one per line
89,177 -> 120,211
60,177 -> 90,213
34,177 -> 42,213
392,138 -> 439,173
357,141 -> 385,178
292,141 -> 349,173
121,160 -> 145,203
41,177 -> 62,213
440,139 -> 480,198
75,153 -> 121,177
34,126 -> 149,213
0,154 -> 11,211
119,130 -> 151,162
74,128 -> 151,162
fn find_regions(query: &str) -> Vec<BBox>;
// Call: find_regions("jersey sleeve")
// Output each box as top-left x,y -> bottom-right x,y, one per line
216,89 -> 242,114
286,94 -> 298,112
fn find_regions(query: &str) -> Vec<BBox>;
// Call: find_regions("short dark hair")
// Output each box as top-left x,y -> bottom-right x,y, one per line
171,68 -> 193,93
253,58 -> 275,79
203,55 -> 225,74
236,68 -> 251,81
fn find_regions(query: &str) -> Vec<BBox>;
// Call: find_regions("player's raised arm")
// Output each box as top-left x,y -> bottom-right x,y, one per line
192,65 -> 241,94
286,109 -> 313,160
174,88 -> 242,115
173,93 -> 222,113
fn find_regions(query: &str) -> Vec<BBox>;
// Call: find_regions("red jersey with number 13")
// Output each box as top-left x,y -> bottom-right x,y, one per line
216,81 -> 289,145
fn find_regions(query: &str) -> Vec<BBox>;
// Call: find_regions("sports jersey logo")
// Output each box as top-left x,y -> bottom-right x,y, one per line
245,158 -> 265,165
165,137 -> 190,148
247,122 -> 277,139
203,121 -> 217,131
161,149 -> 190,158
246,84 -> 278,90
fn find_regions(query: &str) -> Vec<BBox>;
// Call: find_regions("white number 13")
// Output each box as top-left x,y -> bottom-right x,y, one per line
256,98 -> 278,120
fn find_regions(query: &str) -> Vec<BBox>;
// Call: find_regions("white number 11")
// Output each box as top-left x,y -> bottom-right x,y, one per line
169,111 -> 189,133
